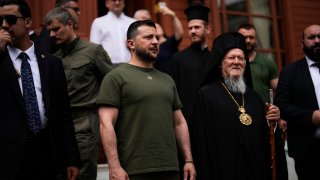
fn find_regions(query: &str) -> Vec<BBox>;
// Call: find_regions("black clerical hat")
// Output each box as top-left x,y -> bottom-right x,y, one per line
184,5 -> 210,22
201,32 -> 253,88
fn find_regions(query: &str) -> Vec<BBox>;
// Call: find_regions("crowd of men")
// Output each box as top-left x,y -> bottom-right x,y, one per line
1,0 -> 320,180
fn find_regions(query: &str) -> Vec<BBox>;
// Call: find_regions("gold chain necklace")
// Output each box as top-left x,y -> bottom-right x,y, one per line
220,81 -> 252,125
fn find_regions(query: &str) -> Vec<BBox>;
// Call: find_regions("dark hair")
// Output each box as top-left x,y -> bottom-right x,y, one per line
0,0 -> 31,18
236,23 -> 256,31
127,20 -> 156,40
55,0 -> 78,7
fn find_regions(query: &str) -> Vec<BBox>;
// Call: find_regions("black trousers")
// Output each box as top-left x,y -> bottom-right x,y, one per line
294,138 -> 320,180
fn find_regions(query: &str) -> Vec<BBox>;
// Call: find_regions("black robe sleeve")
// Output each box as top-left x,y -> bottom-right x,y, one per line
189,89 -> 217,179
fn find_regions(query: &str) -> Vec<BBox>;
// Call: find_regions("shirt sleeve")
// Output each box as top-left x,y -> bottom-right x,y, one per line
97,73 -> 121,108
90,19 -> 101,44
94,45 -> 113,75
269,58 -> 278,80
172,80 -> 183,111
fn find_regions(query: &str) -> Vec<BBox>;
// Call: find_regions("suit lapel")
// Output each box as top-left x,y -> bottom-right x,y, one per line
301,58 -> 319,107
0,54 -> 25,111
35,49 -> 50,111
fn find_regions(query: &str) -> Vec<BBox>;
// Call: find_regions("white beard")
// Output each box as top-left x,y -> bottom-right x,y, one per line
224,75 -> 246,94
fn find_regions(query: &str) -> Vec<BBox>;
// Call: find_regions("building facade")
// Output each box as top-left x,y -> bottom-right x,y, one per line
150,0 -> 319,67
26,0 -> 319,164
27,0 -> 319,67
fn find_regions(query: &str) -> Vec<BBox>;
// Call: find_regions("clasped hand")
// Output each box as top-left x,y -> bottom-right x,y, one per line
265,103 -> 280,122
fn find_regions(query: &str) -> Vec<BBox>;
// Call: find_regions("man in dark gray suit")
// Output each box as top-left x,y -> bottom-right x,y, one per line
0,0 -> 80,179
275,24 -> 320,180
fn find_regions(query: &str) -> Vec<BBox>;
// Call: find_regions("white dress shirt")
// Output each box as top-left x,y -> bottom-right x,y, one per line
7,44 -> 48,128
90,12 -> 135,64
306,56 -> 320,137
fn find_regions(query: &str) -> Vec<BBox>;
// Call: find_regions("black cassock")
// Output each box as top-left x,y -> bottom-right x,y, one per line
189,81 -> 287,180
170,45 -> 211,120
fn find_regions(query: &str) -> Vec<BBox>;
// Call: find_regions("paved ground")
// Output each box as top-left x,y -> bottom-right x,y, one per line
97,164 -> 109,180
285,141 -> 298,180
96,141 -> 298,180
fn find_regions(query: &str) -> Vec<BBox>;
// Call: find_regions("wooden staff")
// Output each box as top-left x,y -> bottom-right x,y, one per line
268,89 -> 277,180
269,120 -> 277,180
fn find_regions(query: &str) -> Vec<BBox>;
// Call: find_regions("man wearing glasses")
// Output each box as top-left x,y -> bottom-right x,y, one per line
189,32 -> 287,180
0,0 -> 80,179
56,0 -> 80,29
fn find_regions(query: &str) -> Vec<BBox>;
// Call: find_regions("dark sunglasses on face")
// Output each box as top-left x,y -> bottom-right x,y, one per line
0,15 -> 24,26
66,6 -> 80,13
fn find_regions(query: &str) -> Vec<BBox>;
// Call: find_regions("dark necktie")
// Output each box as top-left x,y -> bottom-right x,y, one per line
19,52 -> 42,134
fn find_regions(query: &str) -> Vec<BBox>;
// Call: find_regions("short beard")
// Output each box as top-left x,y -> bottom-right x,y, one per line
247,44 -> 255,54
303,43 -> 320,62
191,35 -> 206,47
135,47 -> 157,63
224,75 -> 246,94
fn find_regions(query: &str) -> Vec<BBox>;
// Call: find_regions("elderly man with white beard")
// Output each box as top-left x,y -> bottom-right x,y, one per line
189,32 -> 288,180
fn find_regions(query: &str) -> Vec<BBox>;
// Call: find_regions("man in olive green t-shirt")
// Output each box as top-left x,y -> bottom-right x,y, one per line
97,20 -> 196,180
238,23 -> 287,131
237,23 -> 278,103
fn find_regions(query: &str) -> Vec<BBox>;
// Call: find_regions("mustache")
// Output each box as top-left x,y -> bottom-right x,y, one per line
191,33 -> 198,37
149,45 -> 158,50
313,42 -> 320,48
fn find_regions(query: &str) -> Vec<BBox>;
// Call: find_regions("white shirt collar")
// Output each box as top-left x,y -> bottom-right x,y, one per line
107,11 -> 125,19
7,42 -> 35,62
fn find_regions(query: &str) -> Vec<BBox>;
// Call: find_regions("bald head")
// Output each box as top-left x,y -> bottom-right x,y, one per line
134,9 -> 151,20
302,24 -> 320,61
302,24 -> 320,40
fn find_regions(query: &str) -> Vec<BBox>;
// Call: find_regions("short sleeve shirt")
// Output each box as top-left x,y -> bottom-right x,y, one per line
97,64 -> 182,175
250,54 -> 278,103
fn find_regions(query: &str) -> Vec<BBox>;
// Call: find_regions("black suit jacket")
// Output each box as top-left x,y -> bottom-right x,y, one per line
0,47 -> 80,179
275,58 -> 319,159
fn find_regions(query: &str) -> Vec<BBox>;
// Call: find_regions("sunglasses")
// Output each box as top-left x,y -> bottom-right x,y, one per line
66,6 -> 80,13
0,15 -> 24,26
